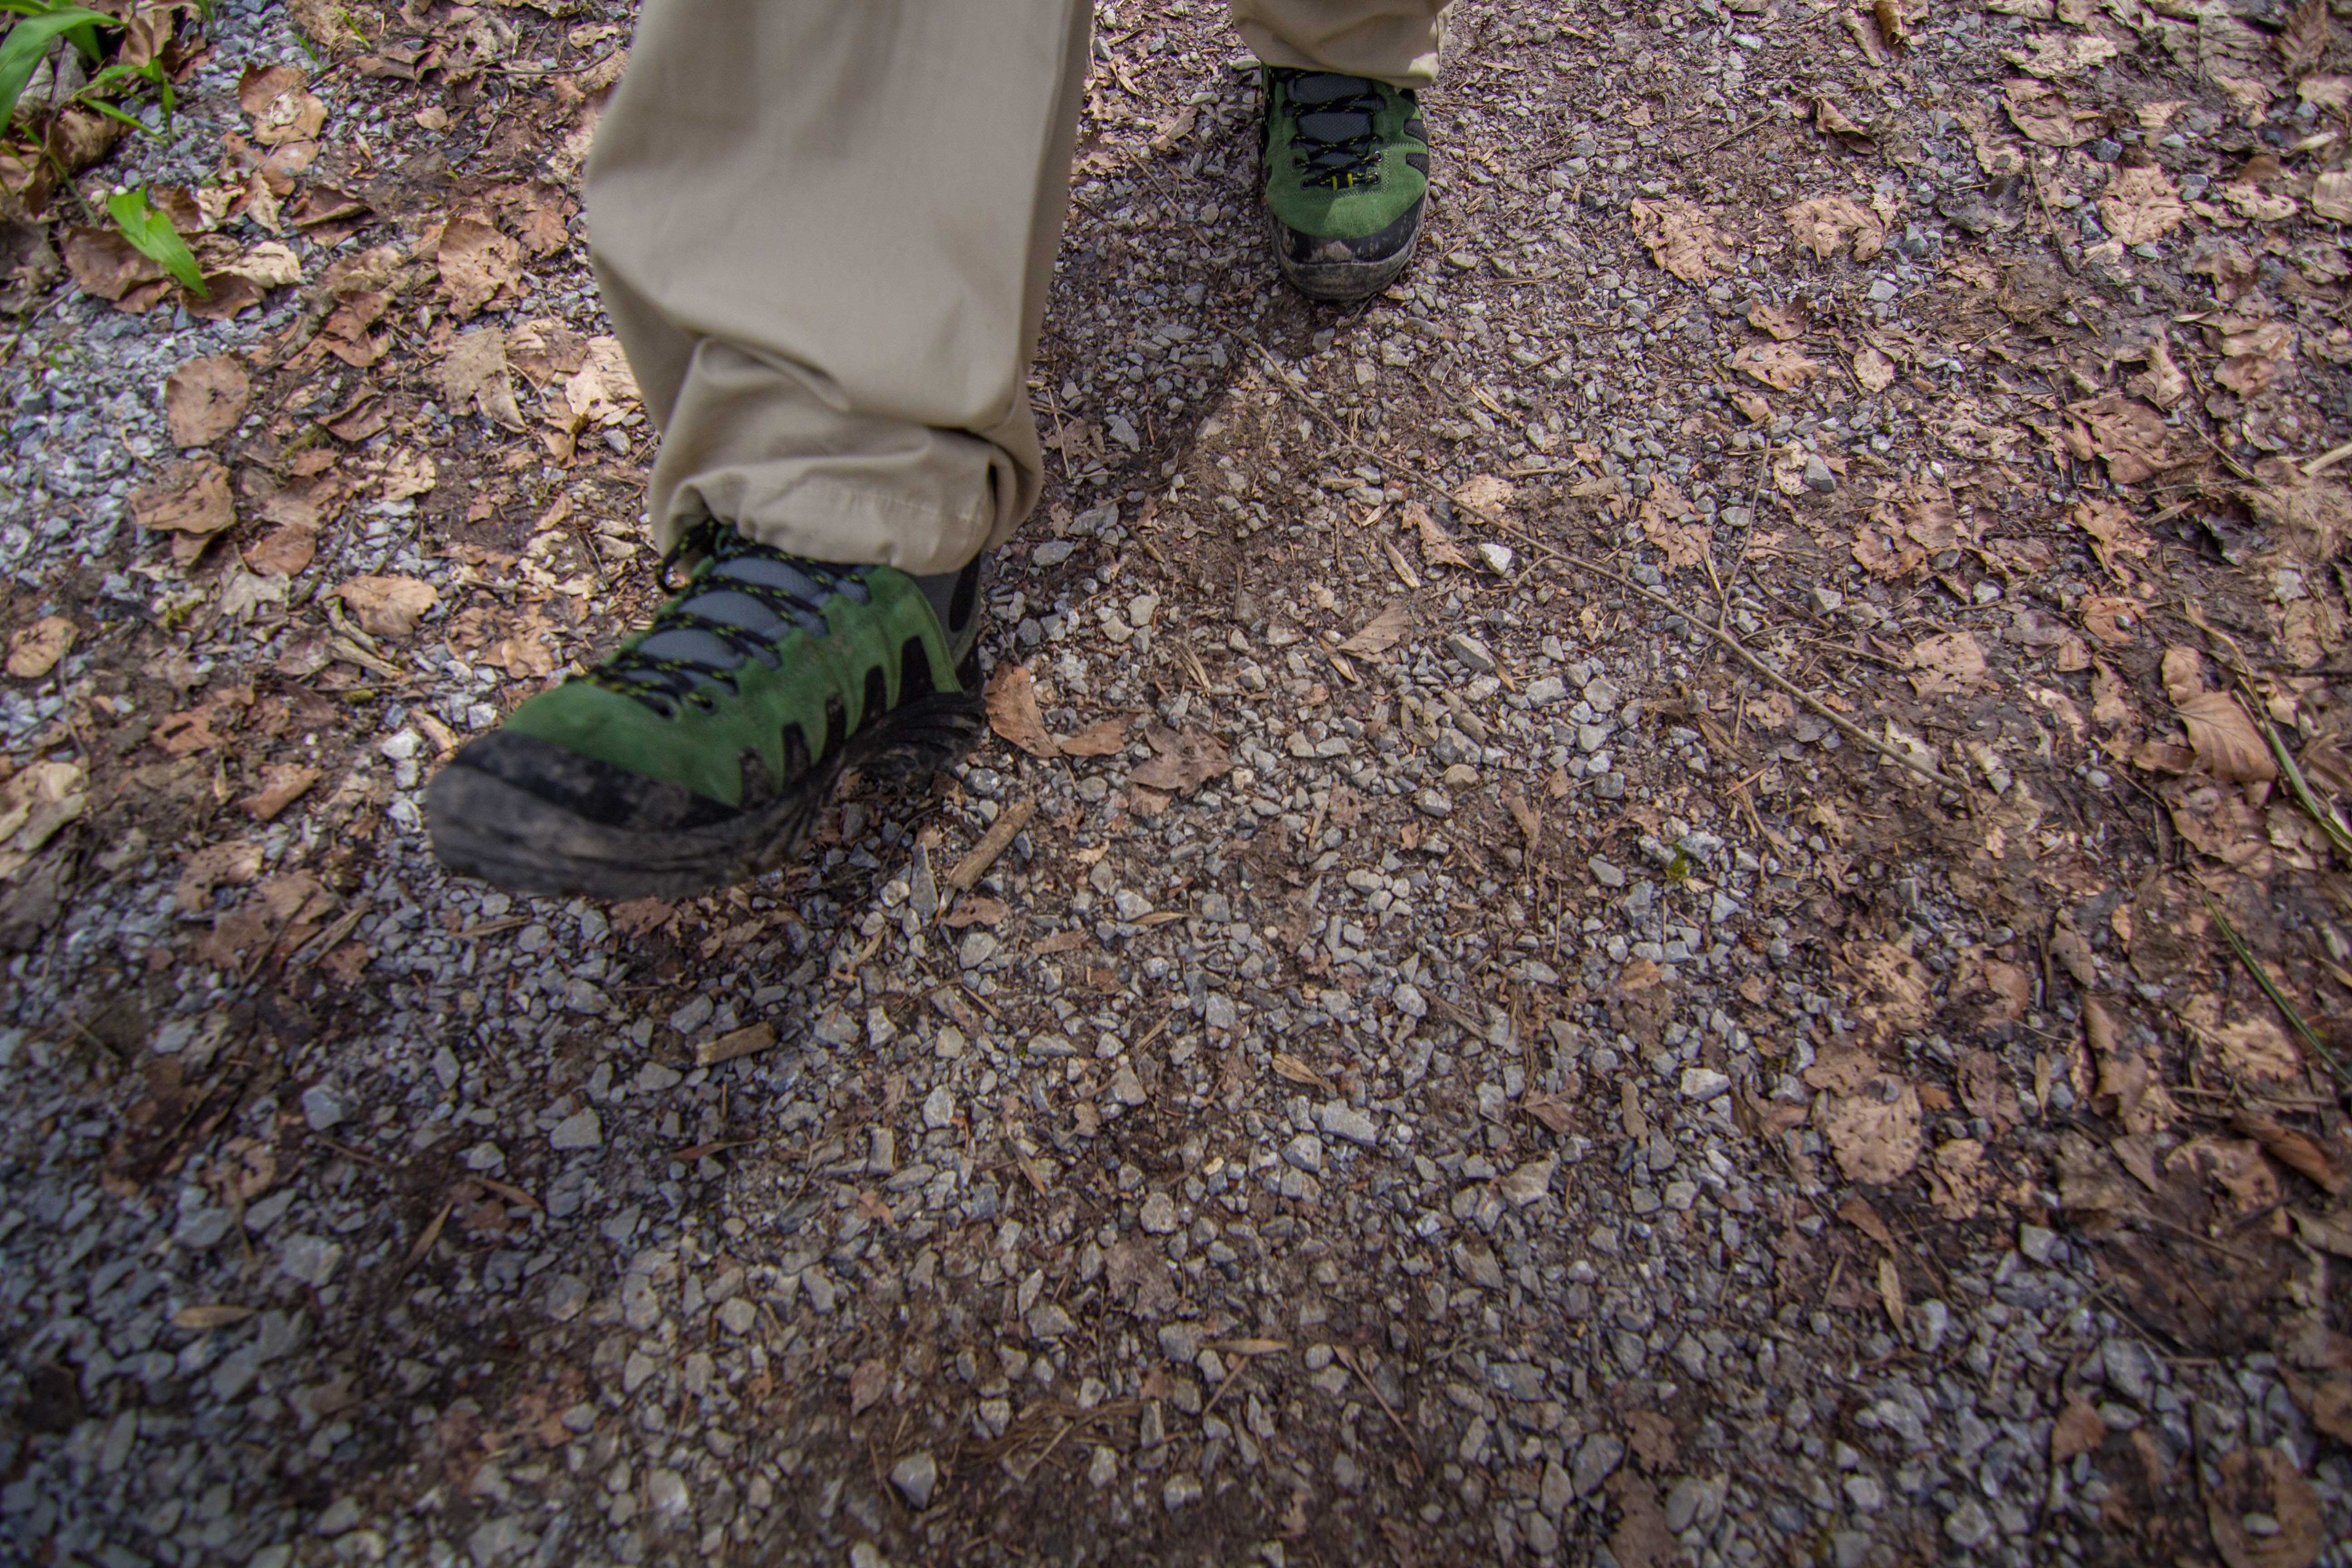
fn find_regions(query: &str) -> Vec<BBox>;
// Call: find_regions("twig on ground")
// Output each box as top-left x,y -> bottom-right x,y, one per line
2201,890 -> 2345,1085
1332,1345 -> 1421,1474
1560,551 -> 1964,791
946,799 -> 1037,892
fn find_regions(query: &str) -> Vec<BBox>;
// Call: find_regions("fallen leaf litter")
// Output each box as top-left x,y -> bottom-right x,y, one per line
1,1 -> 2351,1566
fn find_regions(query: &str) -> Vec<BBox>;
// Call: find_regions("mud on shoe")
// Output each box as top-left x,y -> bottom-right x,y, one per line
426,522 -> 989,900
1261,67 -> 1429,302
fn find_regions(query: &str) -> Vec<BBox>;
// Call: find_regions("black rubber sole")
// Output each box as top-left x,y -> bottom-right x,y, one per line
1270,209 -> 1423,303
425,689 -> 986,901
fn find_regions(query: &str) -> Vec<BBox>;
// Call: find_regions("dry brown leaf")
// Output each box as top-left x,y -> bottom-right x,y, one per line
2177,691 -> 2279,783
381,450 -> 438,501
2238,459 -> 2352,573
2004,32 -> 2121,76
320,394 -> 386,445
485,612 -> 560,680
2070,500 -> 2155,584
238,64 -> 326,146
1928,1137 -> 1997,1219
847,1358 -> 887,1416
1782,195 -> 1886,261
1408,501 -> 1470,570
1336,601 -> 1410,656
1817,96 -> 1875,144
335,576 -> 437,638
2281,0 -> 2331,78
1850,940 -> 1935,1041
1817,1074 -> 1923,1185
431,328 -> 526,432
2079,594 -> 2145,647
1747,302 -> 1808,340
2207,1446 -> 2323,1568
165,356 -> 251,447
245,526 -> 318,579
436,217 -> 521,319
1908,632 -> 1987,698
2236,1114 -> 2344,1192
2051,1401 -> 2107,1464
1852,508 -> 1925,578
0,760 -> 86,881
2004,78 -> 2102,146
984,664 -> 1059,759
2160,645 -> 2207,706
1522,1091 -> 1573,1134
1605,1472 -> 1679,1568
2127,339 -> 2190,410
2063,396 -> 2177,485
218,242 -> 301,291
61,227 -> 167,303
1852,345 -> 1896,393
1130,726 -> 1232,794
506,318 -> 589,384
1639,481 -> 1713,572
1623,1409 -> 1680,1474
1837,1195 -> 1895,1250
129,461 -> 235,536
5,617 -> 76,680
241,763 -> 320,823
941,896 -> 1009,929
2209,1015 -> 2303,1082
174,839 -> 263,914
1450,475 -> 1515,522
2292,1372 -> 2352,1444
2091,661 -> 2132,727
1627,198 -> 1730,284
2099,166 -> 2188,246
172,1304 -> 256,1332
2313,169 -> 2352,223
1728,342 -> 1821,390
1057,718 -> 1127,757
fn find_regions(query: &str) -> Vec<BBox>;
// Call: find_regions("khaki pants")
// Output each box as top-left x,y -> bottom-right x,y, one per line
586,0 -> 1448,576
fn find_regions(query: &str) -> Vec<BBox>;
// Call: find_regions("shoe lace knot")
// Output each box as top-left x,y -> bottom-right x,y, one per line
591,524 -> 873,716
1279,70 -> 1391,190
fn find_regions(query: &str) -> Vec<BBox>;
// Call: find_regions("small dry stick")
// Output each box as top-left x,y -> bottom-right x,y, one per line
947,799 -> 1037,892
1332,1346 -> 1420,1470
392,1200 -> 456,1287
1561,552 -> 1964,791
698,1021 -> 779,1069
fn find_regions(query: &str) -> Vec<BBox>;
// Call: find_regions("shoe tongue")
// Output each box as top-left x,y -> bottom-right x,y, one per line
712,553 -> 826,599
1298,110 -> 1373,145
632,585 -> 802,674
1291,72 -> 1372,103
604,542 -> 875,699
636,627 -> 745,671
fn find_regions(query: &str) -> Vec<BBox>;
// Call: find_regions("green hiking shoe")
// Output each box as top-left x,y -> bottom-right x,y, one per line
426,522 -> 989,900
1260,67 -> 1429,302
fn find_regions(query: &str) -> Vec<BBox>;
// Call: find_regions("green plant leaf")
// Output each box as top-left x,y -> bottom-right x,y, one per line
76,93 -> 144,133
106,186 -> 206,297
0,4 -> 121,127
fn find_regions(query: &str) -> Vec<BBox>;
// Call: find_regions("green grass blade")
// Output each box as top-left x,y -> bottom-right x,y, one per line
105,187 -> 206,297
2201,890 -> 2344,1087
0,5 -> 121,127
2264,719 -> 2352,862
77,95 -> 145,133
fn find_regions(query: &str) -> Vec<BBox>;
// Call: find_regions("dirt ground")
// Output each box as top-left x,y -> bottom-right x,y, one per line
4,0 -> 2352,1566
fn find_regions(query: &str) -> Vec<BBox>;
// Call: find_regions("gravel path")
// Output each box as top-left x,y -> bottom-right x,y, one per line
4,1 -> 2352,1566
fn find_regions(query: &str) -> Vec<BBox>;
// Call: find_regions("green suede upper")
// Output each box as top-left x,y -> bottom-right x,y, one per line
500,564 -> 961,807
1262,69 -> 1427,243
